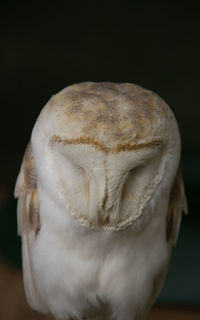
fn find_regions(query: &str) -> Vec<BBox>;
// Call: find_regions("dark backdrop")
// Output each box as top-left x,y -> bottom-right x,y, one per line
0,0 -> 200,305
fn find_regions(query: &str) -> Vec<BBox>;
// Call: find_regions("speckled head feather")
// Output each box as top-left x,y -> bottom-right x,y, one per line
30,82 -> 181,231
37,82 -> 171,150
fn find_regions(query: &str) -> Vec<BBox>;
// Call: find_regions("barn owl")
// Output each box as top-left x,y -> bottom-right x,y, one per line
14,82 -> 187,320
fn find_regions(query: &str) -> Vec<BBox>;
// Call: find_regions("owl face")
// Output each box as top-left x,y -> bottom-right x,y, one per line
31,82 -> 181,231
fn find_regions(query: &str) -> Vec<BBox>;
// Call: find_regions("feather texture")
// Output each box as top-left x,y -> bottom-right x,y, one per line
166,166 -> 188,245
15,143 -> 45,312
14,82 -> 187,320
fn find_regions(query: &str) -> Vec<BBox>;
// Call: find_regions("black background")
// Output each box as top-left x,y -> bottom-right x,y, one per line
1,1 -> 200,155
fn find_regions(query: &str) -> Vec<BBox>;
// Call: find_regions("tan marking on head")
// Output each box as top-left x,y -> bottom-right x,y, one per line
45,82 -> 169,149
50,135 -> 109,152
50,135 -> 163,154
111,140 -> 163,153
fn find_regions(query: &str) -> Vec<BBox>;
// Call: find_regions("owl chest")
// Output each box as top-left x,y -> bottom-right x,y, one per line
30,190 -> 168,317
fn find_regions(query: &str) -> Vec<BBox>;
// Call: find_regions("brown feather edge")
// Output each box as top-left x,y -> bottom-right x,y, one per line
50,135 -> 163,153
15,143 -> 41,236
166,166 -> 188,245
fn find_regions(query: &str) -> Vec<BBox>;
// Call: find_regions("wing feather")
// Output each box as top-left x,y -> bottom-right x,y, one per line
14,143 -> 44,311
166,166 -> 188,245
146,169 -> 187,312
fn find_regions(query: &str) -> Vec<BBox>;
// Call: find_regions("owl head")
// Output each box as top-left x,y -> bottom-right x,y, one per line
30,82 -> 182,231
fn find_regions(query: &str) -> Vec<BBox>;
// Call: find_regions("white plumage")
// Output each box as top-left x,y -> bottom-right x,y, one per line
14,82 -> 187,320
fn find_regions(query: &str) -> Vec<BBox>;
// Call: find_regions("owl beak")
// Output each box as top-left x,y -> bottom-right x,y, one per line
96,168 -> 129,226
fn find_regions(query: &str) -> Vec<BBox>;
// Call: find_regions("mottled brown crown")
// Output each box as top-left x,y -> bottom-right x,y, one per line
43,82 -> 171,150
